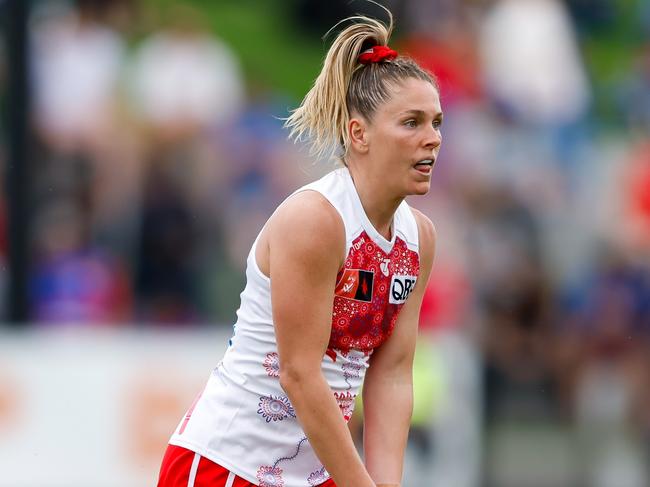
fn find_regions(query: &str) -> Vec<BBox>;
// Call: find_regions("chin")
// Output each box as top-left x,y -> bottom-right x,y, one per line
409,182 -> 431,196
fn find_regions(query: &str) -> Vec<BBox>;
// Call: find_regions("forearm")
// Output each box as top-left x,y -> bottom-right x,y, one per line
363,375 -> 413,485
281,371 -> 375,487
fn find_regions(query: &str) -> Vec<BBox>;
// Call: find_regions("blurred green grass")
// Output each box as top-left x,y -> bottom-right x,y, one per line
579,0 -> 645,123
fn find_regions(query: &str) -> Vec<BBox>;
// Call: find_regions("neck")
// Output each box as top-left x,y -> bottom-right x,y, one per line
347,164 -> 403,240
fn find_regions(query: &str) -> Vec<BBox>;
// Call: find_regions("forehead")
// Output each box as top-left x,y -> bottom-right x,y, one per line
378,78 -> 442,117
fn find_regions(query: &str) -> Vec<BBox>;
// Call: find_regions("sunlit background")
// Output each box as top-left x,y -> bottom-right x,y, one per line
1,0 -> 649,486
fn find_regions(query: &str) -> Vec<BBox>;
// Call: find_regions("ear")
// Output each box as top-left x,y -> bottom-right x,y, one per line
348,117 -> 369,154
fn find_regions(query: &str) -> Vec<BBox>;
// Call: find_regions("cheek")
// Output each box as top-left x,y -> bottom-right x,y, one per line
378,129 -> 414,149
369,126 -> 416,161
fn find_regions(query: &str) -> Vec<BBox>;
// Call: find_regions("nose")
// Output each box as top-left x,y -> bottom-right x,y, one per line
424,124 -> 442,151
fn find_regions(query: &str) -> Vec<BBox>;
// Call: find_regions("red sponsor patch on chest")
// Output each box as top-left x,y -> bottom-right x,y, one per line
334,269 -> 374,302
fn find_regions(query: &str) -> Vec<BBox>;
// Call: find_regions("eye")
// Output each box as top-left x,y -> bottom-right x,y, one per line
433,119 -> 442,129
404,119 -> 417,128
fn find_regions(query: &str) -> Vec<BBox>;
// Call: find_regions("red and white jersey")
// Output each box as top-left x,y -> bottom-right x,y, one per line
169,167 -> 420,487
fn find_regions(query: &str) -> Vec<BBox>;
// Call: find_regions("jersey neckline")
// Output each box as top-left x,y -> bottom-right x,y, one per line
341,167 -> 397,254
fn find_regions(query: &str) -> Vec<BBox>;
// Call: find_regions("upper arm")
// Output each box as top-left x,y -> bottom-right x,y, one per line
366,209 -> 436,376
267,191 -> 346,380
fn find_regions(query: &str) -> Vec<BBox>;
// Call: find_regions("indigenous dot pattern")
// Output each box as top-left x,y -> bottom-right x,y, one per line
341,354 -> 365,389
263,352 -> 280,378
308,467 -> 329,486
330,232 -> 419,354
334,391 -> 357,421
257,465 -> 284,487
257,395 -> 296,423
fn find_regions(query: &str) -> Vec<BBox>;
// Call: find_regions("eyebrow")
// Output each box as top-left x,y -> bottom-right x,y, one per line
399,109 -> 444,118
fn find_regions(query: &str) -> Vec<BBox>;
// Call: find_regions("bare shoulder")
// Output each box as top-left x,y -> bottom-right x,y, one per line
409,207 -> 436,273
268,190 -> 346,267
410,207 -> 436,249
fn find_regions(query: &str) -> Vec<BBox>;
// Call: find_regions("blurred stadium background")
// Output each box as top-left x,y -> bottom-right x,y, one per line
1,0 -> 649,486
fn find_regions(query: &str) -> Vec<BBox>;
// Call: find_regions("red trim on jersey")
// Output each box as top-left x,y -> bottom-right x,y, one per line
179,388 -> 204,434
325,347 -> 338,362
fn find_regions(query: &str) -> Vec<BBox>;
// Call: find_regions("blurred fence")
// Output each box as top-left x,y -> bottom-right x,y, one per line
0,327 -> 480,487
0,327 -> 225,487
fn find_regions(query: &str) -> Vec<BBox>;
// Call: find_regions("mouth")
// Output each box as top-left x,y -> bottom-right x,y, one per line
413,159 -> 434,175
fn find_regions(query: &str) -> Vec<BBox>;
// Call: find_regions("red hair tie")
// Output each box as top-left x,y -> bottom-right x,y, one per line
358,45 -> 398,64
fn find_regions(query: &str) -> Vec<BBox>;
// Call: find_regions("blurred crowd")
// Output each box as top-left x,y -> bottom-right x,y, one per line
18,0 -> 305,324
1,0 -> 650,484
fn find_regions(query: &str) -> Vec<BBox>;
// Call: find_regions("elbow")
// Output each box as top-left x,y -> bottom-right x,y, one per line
279,364 -> 318,396
278,366 -> 302,394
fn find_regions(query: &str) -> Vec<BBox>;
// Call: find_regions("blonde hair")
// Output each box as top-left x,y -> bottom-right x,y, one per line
284,10 -> 436,163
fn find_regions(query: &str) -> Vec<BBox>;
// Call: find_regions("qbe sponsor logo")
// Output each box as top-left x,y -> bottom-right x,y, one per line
389,275 -> 417,304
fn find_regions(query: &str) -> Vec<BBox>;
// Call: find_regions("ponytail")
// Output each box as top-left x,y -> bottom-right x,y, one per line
284,14 -> 392,162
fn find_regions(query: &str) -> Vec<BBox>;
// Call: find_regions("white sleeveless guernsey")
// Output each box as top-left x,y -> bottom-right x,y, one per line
169,167 -> 420,487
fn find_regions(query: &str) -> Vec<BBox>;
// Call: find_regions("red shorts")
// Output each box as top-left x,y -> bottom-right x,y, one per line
157,444 -> 337,487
